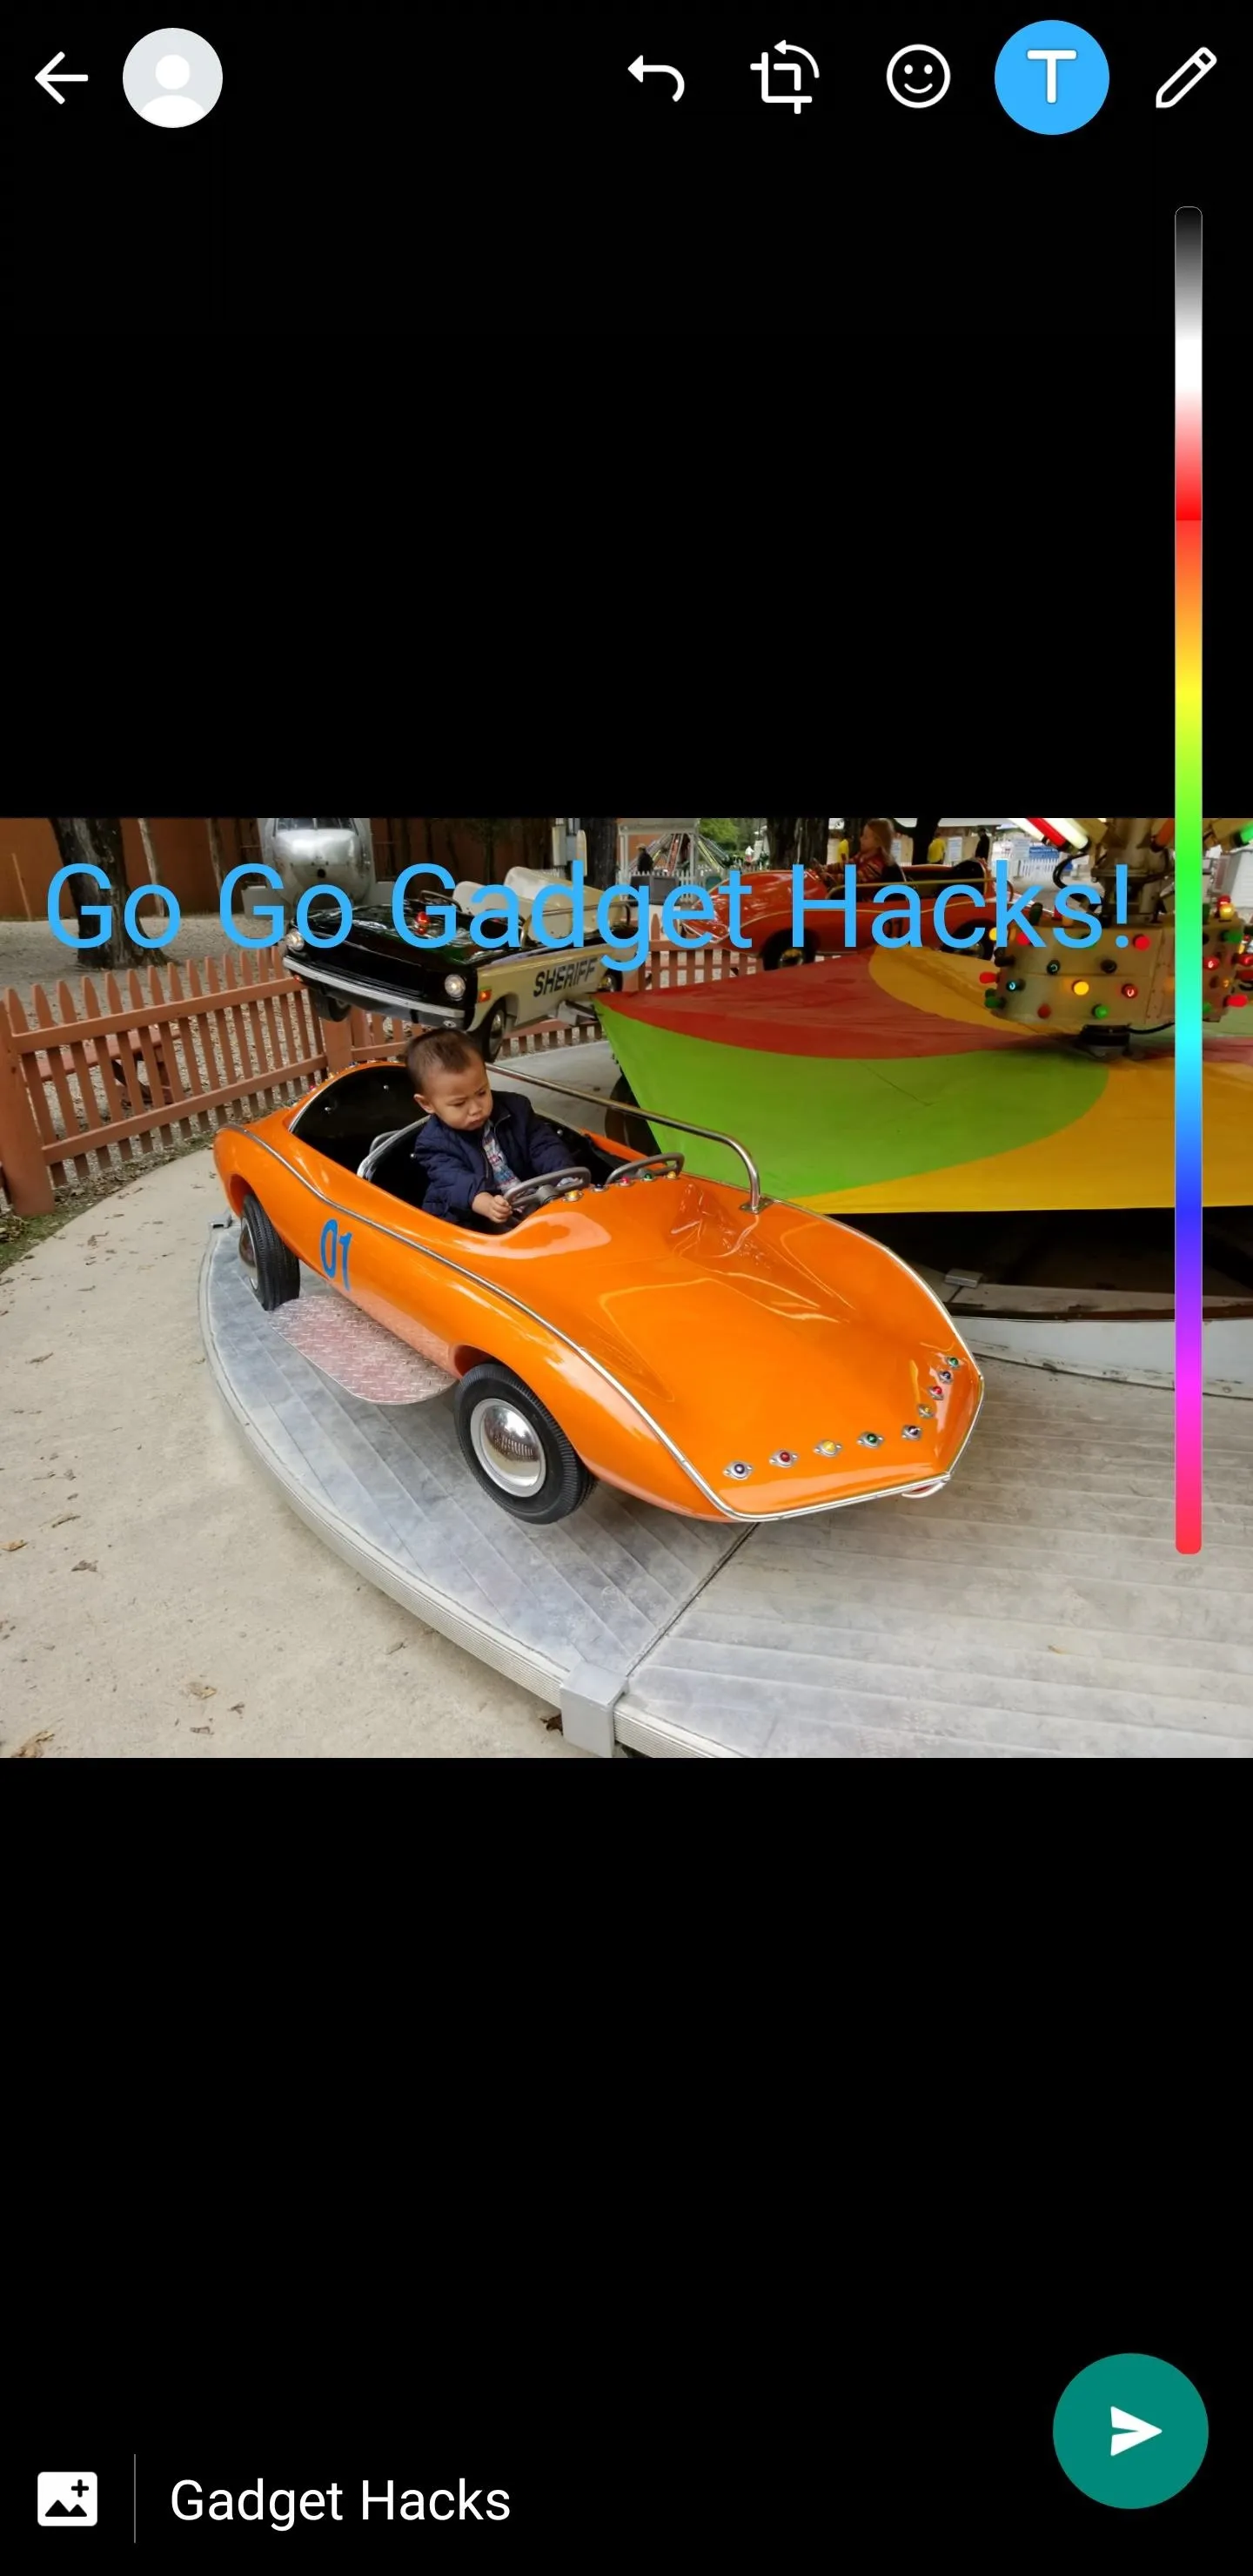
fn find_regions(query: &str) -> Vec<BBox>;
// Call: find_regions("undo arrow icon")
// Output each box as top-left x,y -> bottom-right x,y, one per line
1110,2405 -> 1163,2456
628,56 -> 684,101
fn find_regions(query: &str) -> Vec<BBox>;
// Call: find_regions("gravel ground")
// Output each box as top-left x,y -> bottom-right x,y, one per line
1,1151 -> 585,1759
0,912 -> 255,1016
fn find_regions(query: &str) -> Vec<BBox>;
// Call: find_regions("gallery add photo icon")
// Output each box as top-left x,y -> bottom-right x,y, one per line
886,44 -> 951,109
122,26 -> 224,125
995,19 -> 1109,133
1053,2354 -> 1209,2509
37,2472 -> 97,2527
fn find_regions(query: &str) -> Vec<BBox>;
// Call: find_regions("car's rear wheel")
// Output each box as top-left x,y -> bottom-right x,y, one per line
761,931 -> 818,969
238,1189 -> 300,1311
453,1364 -> 593,1523
478,1003 -> 509,1062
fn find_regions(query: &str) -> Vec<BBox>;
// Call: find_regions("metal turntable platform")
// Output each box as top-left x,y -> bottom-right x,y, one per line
201,1228 -> 1253,1760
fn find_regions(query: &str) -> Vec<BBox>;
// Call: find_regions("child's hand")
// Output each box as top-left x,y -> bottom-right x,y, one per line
472,1191 -> 513,1225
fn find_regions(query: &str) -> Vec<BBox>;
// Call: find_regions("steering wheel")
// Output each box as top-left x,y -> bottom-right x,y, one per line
500,1166 -> 591,1218
605,1154 -> 686,1187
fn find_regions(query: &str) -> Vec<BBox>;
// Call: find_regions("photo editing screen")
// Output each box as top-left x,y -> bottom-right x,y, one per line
2,5 -> 1247,2545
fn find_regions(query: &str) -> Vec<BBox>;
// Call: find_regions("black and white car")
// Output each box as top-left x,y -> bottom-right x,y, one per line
285,869 -> 638,1060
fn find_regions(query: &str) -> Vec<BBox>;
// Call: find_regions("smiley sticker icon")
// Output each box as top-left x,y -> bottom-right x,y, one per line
887,44 -> 951,107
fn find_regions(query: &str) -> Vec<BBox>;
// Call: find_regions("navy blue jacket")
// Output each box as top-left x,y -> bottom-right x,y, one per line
412,1090 -> 574,1222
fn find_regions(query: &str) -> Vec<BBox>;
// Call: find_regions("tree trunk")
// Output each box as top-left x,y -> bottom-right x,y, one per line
767,816 -> 827,873
48,817 -> 148,969
582,815 -> 617,889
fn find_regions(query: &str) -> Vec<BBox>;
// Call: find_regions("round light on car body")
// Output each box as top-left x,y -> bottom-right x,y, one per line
444,973 -> 467,1001
287,931 -> 305,951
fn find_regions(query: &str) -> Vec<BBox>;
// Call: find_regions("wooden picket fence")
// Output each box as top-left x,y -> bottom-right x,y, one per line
0,938 -> 758,1214
647,942 -> 759,989
0,948 -> 323,1212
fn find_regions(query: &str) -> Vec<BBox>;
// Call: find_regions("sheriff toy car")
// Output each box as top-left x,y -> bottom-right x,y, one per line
285,868 -> 637,1060
212,1057 -> 983,1526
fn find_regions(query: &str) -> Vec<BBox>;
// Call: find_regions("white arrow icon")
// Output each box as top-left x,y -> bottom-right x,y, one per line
37,51 -> 90,105
629,56 -> 684,101
1110,2405 -> 1163,2456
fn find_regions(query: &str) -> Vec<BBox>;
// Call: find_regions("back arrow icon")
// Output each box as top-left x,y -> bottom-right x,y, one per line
37,51 -> 90,104
629,56 -> 684,101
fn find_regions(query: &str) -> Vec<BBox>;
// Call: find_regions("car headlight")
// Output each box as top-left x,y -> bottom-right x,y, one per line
286,931 -> 305,951
443,974 -> 466,1001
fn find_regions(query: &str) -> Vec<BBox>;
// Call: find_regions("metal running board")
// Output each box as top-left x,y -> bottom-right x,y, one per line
199,1228 -> 739,1747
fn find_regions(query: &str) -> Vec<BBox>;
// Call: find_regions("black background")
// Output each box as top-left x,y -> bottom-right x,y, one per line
2,8 -> 1249,792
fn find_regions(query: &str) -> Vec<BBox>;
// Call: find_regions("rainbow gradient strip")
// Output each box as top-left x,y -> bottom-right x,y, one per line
1175,208 -> 1203,1553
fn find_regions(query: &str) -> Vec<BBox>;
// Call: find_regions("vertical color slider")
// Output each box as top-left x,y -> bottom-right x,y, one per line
1175,206 -> 1203,1553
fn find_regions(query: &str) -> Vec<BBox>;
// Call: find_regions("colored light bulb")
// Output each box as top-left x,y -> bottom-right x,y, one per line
1092,1003 -> 1109,1018
978,970 -> 998,985
1072,979 -> 1090,996
1036,1003 -> 1051,1018
1132,933 -> 1151,950
1046,959 -> 1061,975
1122,983 -> 1138,998
1006,978 -> 1023,991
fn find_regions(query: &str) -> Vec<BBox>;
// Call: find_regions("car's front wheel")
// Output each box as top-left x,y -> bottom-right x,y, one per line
309,985 -> 353,1023
238,1189 -> 300,1311
453,1365 -> 593,1522
761,930 -> 818,969
478,1003 -> 509,1062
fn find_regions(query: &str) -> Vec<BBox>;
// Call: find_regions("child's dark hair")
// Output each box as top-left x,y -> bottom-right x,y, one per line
407,1030 -> 484,1090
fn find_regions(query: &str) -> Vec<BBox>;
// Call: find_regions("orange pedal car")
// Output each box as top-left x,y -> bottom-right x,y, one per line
212,1059 -> 982,1525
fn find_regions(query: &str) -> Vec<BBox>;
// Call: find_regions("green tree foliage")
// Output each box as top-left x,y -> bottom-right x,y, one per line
700,817 -> 747,856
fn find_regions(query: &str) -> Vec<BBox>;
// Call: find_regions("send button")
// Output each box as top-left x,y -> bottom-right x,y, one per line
1053,2352 -> 1209,2508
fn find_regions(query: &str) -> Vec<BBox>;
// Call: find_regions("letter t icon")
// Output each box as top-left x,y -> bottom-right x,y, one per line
1027,46 -> 1077,103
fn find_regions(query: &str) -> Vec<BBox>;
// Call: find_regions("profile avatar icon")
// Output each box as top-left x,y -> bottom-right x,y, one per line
122,26 -> 224,127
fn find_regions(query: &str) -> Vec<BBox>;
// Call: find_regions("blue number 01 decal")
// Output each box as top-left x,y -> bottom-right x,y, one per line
319,1218 -> 353,1291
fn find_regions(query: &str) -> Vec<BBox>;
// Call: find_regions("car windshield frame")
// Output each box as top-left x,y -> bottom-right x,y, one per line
273,817 -> 356,833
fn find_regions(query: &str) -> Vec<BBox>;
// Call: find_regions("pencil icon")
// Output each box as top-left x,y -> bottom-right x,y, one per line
1156,46 -> 1216,108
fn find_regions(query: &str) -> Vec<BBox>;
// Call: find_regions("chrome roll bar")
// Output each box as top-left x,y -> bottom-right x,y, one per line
497,1069 -> 765,1212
